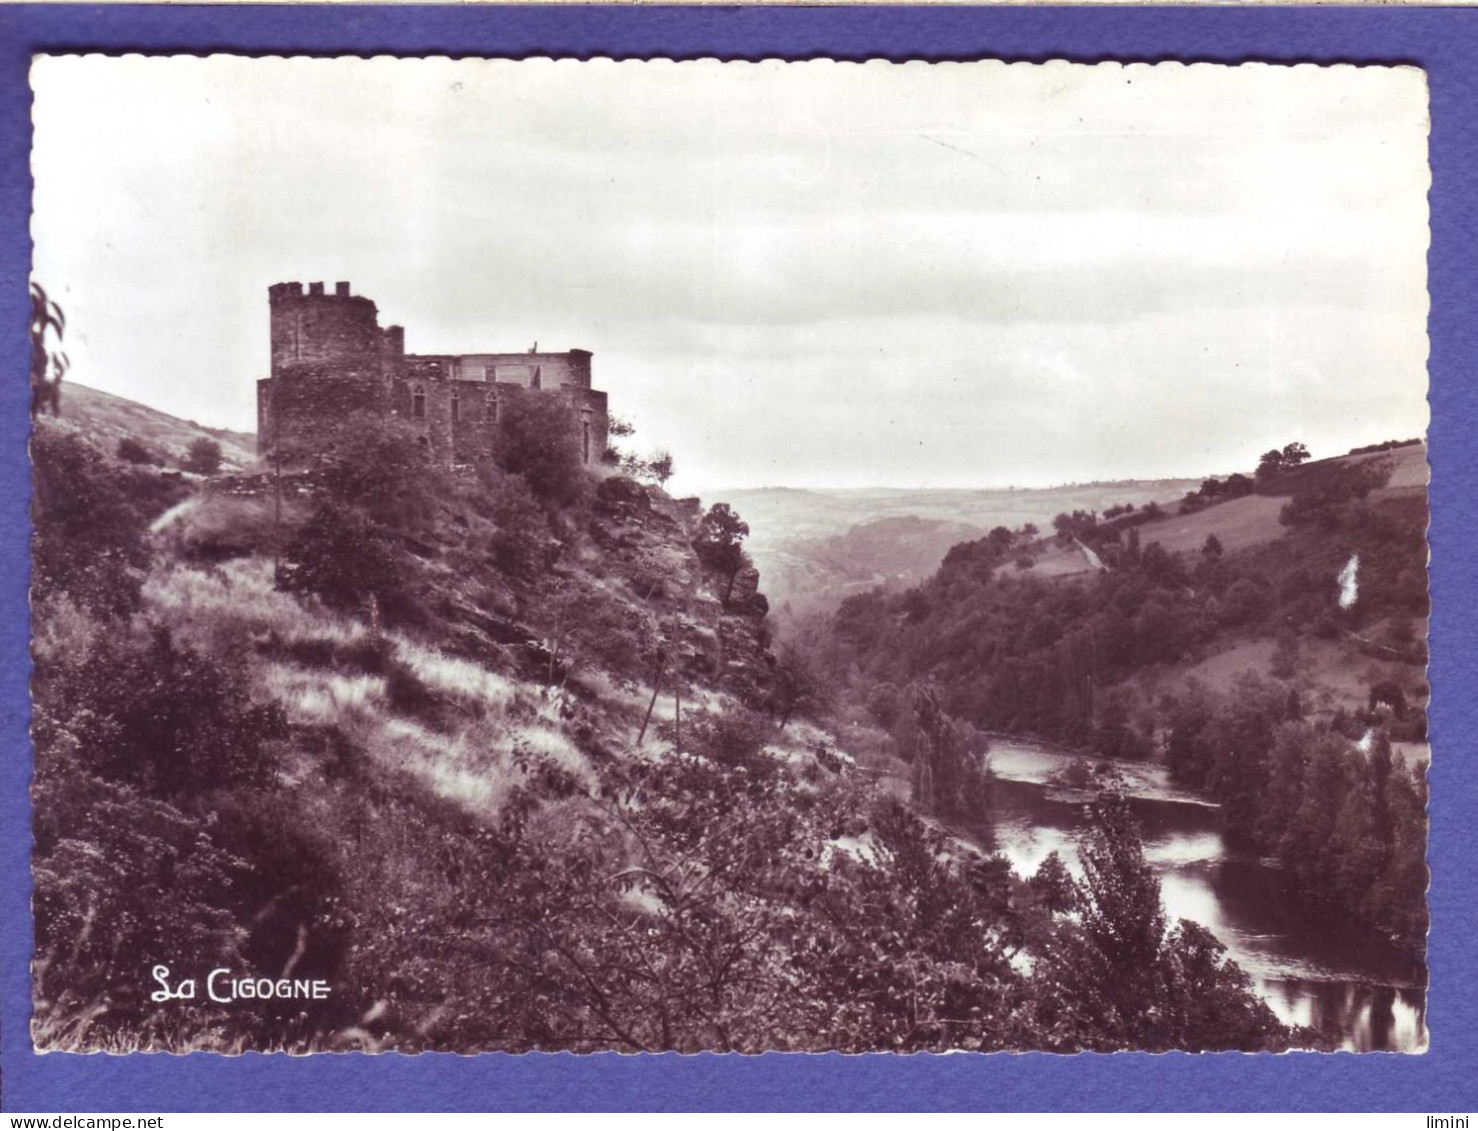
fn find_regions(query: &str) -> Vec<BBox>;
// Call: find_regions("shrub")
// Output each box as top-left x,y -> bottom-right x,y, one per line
38,624 -> 285,797
116,436 -> 158,465
206,790 -> 351,1011
1221,577 -> 1269,626
278,502 -> 415,623
682,706 -> 774,770
32,763 -> 250,1043
32,429 -> 186,616
322,423 -> 446,535
480,470 -> 553,579
384,659 -> 442,722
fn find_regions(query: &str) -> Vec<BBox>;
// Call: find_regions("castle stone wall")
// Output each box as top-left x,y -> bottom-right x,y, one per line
259,360 -> 393,462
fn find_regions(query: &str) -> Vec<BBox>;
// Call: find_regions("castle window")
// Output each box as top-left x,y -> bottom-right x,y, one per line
412,384 -> 426,420
582,420 -> 591,465
495,364 -> 534,386
451,389 -> 460,423
486,394 -> 498,424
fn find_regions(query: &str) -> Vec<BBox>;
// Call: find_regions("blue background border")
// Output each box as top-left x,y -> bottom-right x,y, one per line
1,3 -> 1474,1112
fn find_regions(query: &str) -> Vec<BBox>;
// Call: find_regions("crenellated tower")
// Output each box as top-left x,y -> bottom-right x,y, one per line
258,280 -> 403,460
267,280 -> 395,376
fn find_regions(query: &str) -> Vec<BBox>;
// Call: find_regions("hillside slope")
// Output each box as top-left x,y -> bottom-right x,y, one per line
46,381 -> 258,471
29,402 -> 1306,1056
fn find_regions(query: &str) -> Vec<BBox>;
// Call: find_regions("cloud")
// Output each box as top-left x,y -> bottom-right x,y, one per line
30,56 -> 1429,491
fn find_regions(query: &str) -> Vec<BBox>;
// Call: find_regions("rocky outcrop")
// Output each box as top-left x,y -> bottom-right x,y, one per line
589,476 -> 774,706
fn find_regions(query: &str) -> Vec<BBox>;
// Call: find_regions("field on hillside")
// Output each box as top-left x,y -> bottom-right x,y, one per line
1270,443 -> 1430,496
1016,443 -> 1429,580
47,382 -> 258,471
1132,632 -> 1428,722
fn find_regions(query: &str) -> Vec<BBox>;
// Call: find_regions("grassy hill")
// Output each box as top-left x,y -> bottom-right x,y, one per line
46,382 -> 258,471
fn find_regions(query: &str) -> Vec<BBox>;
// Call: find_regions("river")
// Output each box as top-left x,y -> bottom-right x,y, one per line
960,739 -> 1428,1052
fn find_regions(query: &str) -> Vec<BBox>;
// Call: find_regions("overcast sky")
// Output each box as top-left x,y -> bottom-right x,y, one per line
30,57 -> 1429,492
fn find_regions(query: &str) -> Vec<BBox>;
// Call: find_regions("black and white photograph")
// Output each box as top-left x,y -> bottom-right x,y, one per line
27,56 -> 1430,1055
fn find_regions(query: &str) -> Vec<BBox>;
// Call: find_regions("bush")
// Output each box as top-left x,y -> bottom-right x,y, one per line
32,429 -> 187,616
39,624 -> 286,797
116,436 -> 158,465
682,706 -> 775,771
32,764 -> 251,1042
384,659 -> 442,722
1221,577 -> 1269,626
478,470 -> 553,579
322,424 -> 446,535
279,502 -> 418,624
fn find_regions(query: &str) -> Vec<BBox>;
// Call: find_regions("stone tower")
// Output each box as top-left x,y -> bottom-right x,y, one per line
258,281 -> 403,460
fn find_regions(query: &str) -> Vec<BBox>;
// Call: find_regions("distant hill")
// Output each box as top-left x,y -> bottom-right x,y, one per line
45,382 -> 258,472
713,478 -> 1203,622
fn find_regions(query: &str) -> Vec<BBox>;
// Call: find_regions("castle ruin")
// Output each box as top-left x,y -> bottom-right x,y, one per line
257,281 -> 609,468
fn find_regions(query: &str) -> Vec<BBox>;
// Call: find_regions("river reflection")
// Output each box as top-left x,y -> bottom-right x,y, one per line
965,740 -> 1427,1052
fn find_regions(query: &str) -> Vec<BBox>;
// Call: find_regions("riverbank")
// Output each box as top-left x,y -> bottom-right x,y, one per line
954,735 -> 1428,1052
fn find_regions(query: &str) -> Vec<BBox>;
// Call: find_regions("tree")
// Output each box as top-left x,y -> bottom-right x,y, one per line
1224,473 -> 1255,496
693,503 -> 750,603
909,684 -> 991,819
1221,577 -> 1268,626
647,451 -> 675,486
1077,796 -> 1165,980
1034,796 -> 1297,1051
771,641 -> 834,730
1271,629 -> 1299,680
1281,441 -> 1311,468
1201,534 -> 1224,560
323,423 -> 443,534
30,282 -> 68,418
184,437 -> 223,475
496,393 -> 588,506
1258,442 -> 1310,481
1030,851 -> 1076,913
621,450 -> 676,486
